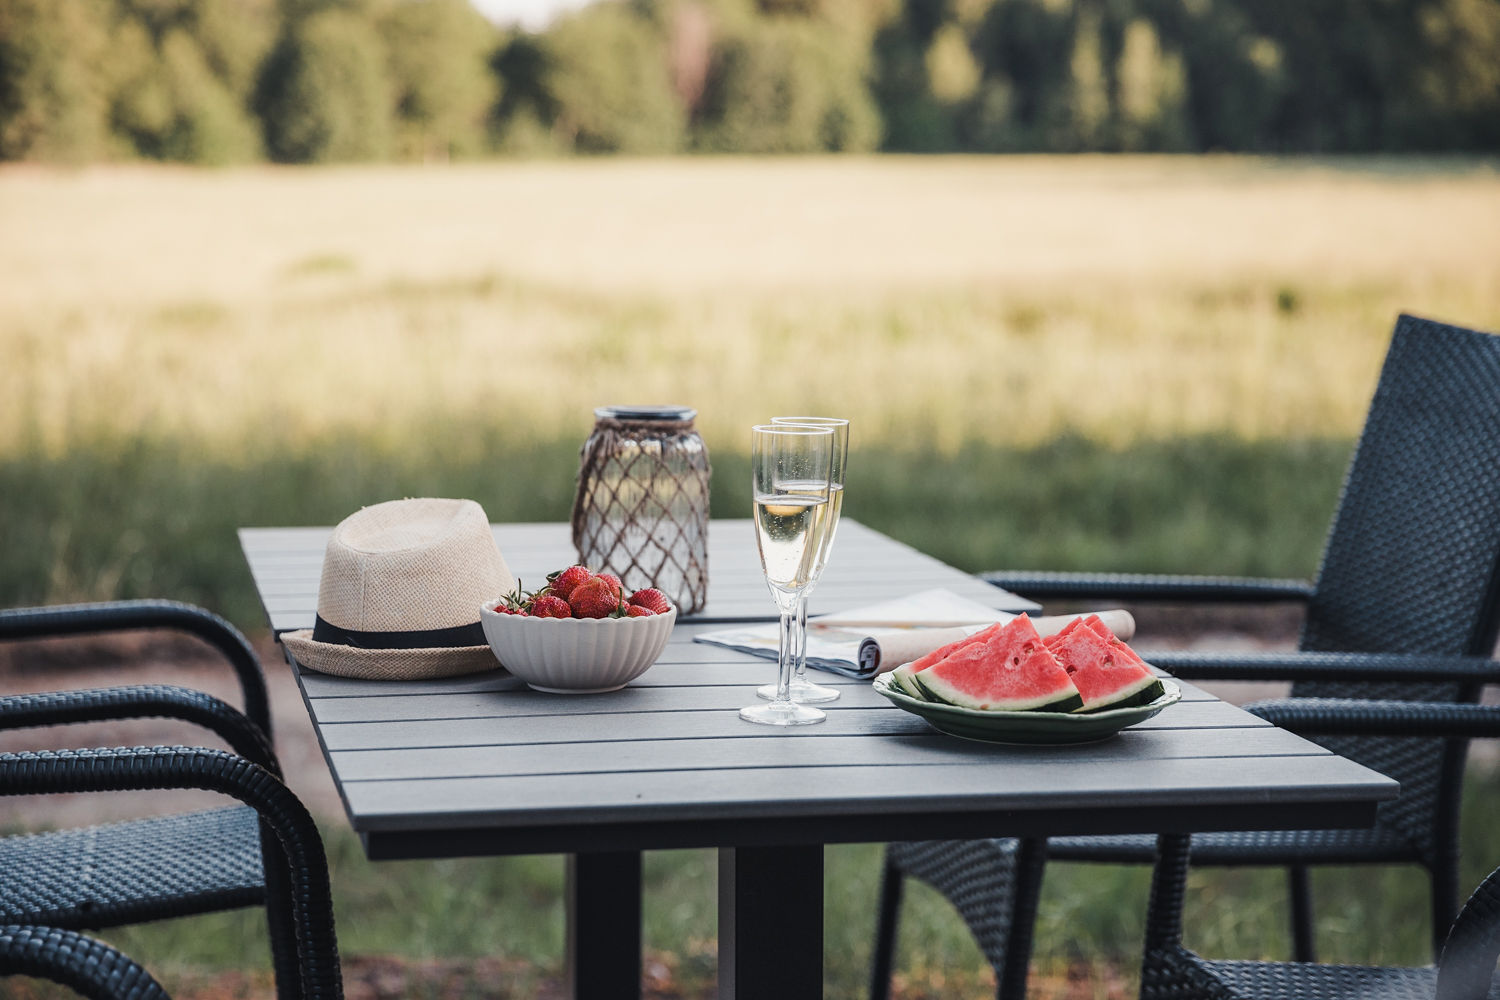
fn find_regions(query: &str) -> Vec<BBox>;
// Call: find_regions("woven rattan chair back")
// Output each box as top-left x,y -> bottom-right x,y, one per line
1294,314 -> 1500,859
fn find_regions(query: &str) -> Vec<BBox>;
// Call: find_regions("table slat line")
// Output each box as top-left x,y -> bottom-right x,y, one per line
322,728 -> 1332,779
311,711 -> 1270,751
298,675 -> 1215,696
305,704 -> 1240,724
336,752 -> 1337,786
312,727 -> 1273,757
301,689 -> 1234,723
325,734 -> 1314,767
337,754 -> 1397,834
328,719 -> 1302,758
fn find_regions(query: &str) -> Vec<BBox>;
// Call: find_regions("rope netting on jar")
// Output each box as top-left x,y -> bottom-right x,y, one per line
571,416 -> 711,614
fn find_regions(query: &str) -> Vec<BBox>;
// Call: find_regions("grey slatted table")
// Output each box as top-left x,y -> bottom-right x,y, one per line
240,519 -> 1397,1000
244,519 -> 1041,630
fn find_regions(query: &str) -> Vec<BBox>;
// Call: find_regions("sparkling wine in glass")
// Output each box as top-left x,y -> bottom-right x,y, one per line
758,416 -> 848,704
741,424 -> 834,726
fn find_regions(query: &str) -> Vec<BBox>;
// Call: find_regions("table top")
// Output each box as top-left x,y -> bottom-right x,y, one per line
240,519 -> 1398,861
240,519 -> 1040,633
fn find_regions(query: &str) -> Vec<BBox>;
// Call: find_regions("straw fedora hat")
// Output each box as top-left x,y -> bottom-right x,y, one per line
281,498 -> 515,680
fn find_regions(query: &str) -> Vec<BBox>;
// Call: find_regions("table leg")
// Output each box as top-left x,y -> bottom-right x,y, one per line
566,851 -> 641,1000
718,845 -> 823,1000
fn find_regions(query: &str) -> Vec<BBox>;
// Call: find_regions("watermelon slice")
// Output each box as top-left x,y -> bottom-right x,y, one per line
906,621 -> 1007,674
1044,615 -> 1085,647
914,615 -> 1083,713
888,663 -> 929,700
1081,614 -> 1153,671
1048,622 -> 1163,712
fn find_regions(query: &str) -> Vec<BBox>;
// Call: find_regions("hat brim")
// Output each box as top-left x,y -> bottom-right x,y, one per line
281,629 -> 502,681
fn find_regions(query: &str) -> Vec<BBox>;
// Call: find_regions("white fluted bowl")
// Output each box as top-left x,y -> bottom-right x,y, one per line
479,602 -> 677,693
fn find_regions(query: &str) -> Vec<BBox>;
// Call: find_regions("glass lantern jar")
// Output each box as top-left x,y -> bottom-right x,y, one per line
570,405 -> 711,614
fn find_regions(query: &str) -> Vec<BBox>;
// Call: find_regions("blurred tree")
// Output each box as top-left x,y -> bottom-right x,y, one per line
695,17 -> 880,152
1115,17 -> 1189,150
870,26 -> 951,149
3,0 -> 1497,161
490,33 -> 565,153
255,6 -> 393,161
668,0 -> 714,115
493,3 -> 683,153
925,23 -> 979,104
1057,5 -> 1108,149
1394,0 -> 1500,149
155,27 -> 262,162
377,0 -> 498,160
964,0 -> 1073,149
1153,0 -> 1287,151
0,0 -> 118,161
548,2 -> 684,152
190,0 -> 280,101
108,3 -> 265,164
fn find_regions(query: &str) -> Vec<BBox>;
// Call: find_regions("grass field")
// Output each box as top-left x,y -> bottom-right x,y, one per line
5,157 -> 1499,456
49,768 -> 1500,998
4,156 -> 1500,997
3,156 -> 1498,621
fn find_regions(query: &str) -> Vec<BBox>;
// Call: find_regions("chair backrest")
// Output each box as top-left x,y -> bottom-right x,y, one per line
1300,314 -> 1500,658
1294,314 -> 1500,857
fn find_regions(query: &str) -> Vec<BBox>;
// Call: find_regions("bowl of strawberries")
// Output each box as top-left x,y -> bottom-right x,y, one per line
479,565 -> 677,693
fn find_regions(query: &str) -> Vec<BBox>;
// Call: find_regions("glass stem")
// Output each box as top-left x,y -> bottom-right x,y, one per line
792,596 -> 809,683
776,603 -> 797,705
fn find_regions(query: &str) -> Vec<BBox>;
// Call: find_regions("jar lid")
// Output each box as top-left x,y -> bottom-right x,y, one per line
595,405 -> 697,422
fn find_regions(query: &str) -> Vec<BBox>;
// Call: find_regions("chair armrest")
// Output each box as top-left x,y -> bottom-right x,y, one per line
0,685 -> 277,775
0,746 -> 341,1000
1235,696 -> 1500,1000
979,571 -> 1315,604
1141,650 -> 1500,685
1438,856 -> 1500,1000
0,925 -> 170,1000
0,601 -> 271,740
1246,699 -> 1500,740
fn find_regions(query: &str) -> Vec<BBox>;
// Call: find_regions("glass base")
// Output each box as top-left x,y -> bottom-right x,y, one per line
740,699 -> 826,726
756,677 -> 841,703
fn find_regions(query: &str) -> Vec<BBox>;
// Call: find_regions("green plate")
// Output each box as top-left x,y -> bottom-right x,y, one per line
872,673 -> 1182,745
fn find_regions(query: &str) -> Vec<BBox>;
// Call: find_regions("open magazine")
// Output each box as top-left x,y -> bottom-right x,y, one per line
692,589 -> 1010,679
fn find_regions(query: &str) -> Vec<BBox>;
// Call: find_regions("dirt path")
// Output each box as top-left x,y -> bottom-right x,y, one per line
0,632 -> 341,828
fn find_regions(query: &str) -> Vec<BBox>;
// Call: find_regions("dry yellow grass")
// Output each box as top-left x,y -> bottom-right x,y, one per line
3,156 -> 1498,454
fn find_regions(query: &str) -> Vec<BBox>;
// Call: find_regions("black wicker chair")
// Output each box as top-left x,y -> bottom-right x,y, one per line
1141,700 -> 1500,1000
872,314 -> 1500,999
0,924 -> 171,999
0,600 -> 342,999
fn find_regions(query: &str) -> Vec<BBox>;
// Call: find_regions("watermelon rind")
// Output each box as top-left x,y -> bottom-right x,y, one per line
911,670 -> 945,703
917,669 -> 1084,713
889,664 -> 929,700
1076,674 -> 1165,713
872,675 -> 1182,744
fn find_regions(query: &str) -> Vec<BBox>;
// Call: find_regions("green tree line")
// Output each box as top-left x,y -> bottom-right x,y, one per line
1,0 -> 1496,163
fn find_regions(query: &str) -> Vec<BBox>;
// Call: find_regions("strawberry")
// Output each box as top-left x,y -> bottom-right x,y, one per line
596,573 -> 624,598
628,588 -> 672,615
495,581 -> 537,615
569,576 -> 624,619
624,604 -> 655,617
531,595 -> 573,619
546,565 -> 593,601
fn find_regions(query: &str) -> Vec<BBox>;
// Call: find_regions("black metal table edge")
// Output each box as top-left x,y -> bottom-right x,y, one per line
355,798 -> 1388,861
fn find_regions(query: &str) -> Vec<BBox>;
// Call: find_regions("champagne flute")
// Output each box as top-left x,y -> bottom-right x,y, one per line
757,416 -> 849,704
741,424 -> 834,726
